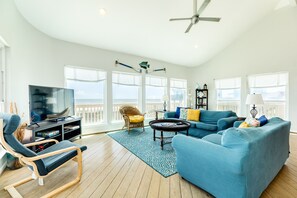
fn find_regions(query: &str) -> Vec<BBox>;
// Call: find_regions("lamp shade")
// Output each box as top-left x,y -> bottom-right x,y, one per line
162,95 -> 169,101
246,94 -> 264,105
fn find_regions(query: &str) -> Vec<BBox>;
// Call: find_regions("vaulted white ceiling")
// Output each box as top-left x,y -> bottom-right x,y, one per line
15,0 -> 282,67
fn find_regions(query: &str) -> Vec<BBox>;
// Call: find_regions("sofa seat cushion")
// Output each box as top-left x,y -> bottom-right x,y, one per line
196,122 -> 218,131
187,121 -> 198,128
202,134 -> 222,145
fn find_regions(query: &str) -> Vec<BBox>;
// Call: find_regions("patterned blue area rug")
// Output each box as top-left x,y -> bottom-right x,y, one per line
107,127 -> 177,177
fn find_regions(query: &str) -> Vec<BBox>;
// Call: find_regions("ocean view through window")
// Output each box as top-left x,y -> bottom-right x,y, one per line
112,72 -> 142,121
170,78 -> 187,111
145,76 -> 167,118
215,77 -> 241,115
248,72 -> 288,119
65,66 -> 106,127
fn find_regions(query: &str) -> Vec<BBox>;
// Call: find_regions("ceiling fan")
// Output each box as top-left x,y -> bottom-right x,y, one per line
169,0 -> 221,33
115,60 -> 166,74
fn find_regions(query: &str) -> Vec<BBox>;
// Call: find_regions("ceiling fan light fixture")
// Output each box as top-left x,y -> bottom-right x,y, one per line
115,60 -> 166,74
99,8 -> 107,16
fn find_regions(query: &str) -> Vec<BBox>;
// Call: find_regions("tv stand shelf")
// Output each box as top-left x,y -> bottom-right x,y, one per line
28,117 -> 82,151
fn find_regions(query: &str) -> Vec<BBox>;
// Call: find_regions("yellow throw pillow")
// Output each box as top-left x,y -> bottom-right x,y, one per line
239,121 -> 250,128
129,115 -> 144,123
187,109 -> 200,121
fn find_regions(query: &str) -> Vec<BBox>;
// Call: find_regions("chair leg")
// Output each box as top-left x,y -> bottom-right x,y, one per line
40,154 -> 83,198
4,176 -> 34,198
38,178 -> 44,186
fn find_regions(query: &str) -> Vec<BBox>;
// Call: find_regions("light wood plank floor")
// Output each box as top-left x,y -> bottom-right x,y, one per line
1,133 -> 297,198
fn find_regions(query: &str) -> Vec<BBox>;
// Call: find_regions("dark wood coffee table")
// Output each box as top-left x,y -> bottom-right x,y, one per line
149,119 -> 191,149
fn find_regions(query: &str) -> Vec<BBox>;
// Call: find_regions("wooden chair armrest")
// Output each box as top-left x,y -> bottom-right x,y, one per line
23,139 -> 59,147
26,146 -> 81,162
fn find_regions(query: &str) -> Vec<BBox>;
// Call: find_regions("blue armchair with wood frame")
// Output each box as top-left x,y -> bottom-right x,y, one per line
0,113 -> 87,198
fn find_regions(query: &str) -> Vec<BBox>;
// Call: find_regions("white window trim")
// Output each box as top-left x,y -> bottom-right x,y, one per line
214,77 -> 242,115
0,40 -> 8,112
111,71 -> 143,120
169,78 -> 188,111
145,75 -> 168,117
0,36 -> 9,175
64,65 -> 108,126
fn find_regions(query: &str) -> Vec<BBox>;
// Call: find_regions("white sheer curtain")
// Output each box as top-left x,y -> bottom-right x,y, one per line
112,72 -> 142,121
145,76 -> 167,118
64,66 -> 107,126
170,78 -> 187,111
215,77 -> 241,115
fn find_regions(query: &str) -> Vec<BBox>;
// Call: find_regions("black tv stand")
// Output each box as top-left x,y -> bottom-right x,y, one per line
27,117 -> 82,152
27,122 -> 40,128
48,117 -> 66,122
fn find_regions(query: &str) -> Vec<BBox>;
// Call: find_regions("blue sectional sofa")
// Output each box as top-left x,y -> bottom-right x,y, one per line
172,117 -> 291,198
164,110 -> 238,138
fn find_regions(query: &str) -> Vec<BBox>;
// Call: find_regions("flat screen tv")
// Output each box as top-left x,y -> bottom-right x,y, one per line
29,85 -> 75,123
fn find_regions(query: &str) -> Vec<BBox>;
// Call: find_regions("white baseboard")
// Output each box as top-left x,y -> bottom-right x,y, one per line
0,154 -> 7,175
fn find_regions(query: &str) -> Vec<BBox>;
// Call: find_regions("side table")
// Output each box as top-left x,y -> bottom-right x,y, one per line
155,110 -> 166,120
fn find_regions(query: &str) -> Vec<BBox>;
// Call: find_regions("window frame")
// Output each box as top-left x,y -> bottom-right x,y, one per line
169,78 -> 188,111
111,71 -> 142,122
248,72 -> 289,119
64,65 -> 107,126
215,77 -> 241,115
145,75 -> 168,118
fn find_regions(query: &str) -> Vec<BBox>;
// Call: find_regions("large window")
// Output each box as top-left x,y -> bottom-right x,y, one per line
170,79 -> 187,111
145,76 -> 167,118
248,72 -> 288,119
65,66 -> 106,126
112,72 -> 142,121
215,77 -> 241,115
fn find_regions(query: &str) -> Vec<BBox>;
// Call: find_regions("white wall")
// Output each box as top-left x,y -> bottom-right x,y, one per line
190,7 -> 297,131
0,0 -> 191,133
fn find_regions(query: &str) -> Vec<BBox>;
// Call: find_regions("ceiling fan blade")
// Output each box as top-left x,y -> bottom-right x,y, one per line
169,17 -> 192,21
185,23 -> 193,33
199,17 -> 221,22
193,0 -> 197,15
197,0 -> 211,15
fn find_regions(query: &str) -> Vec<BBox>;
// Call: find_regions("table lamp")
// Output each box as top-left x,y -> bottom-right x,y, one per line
246,93 -> 264,118
162,95 -> 169,111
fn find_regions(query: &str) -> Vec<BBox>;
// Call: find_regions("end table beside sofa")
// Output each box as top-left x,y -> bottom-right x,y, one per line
165,108 -> 291,198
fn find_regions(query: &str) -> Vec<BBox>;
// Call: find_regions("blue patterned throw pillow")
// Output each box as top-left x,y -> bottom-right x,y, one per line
179,108 -> 188,120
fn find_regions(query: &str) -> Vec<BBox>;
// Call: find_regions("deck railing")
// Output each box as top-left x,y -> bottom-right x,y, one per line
217,101 -> 286,119
75,102 -> 165,125
76,101 -> 287,126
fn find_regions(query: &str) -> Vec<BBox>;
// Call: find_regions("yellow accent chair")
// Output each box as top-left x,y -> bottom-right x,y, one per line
119,105 -> 145,132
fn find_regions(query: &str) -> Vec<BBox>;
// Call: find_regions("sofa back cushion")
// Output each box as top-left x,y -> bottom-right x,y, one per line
222,117 -> 290,150
199,110 -> 235,125
202,134 -> 222,145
